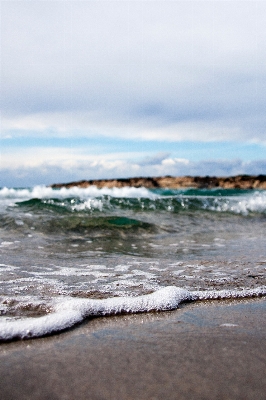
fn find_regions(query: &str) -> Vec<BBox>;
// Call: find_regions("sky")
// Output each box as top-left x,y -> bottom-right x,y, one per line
1,0 -> 266,187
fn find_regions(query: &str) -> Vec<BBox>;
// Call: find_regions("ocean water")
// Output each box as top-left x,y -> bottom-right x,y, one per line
0,185 -> 266,340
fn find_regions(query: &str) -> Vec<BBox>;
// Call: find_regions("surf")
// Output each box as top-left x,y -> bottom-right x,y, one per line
1,286 -> 265,341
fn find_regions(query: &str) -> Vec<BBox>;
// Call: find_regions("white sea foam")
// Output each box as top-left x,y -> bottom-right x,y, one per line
0,286 -> 265,341
0,185 -> 155,201
206,191 -> 266,215
72,199 -> 104,211
0,264 -> 19,273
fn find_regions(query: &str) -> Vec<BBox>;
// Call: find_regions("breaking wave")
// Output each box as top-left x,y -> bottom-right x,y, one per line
1,186 -> 266,215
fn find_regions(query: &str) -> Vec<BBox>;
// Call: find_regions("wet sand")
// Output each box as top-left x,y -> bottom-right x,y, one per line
0,299 -> 265,400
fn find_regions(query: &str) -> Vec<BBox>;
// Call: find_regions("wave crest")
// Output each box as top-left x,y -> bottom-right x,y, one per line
1,186 -> 266,215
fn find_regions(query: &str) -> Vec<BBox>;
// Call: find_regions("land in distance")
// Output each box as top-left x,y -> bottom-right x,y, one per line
50,174 -> 266,190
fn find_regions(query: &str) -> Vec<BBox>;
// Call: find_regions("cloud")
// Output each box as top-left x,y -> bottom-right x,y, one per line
1,2 -> 266,187
1,1 -> 266,143
0,144 -> 144,169
139,153 -> 171,166
2,110 -> 265,145
1,152 -> 266,188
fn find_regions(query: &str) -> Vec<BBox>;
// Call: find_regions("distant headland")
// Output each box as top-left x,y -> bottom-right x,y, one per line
50,175 -> 266,190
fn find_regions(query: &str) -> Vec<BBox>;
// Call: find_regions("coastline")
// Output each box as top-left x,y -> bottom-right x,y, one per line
50,174 -> 266,190
1,298 -> 265,400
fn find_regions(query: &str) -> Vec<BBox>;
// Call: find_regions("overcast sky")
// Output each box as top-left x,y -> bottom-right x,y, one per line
1,0 -> 266,187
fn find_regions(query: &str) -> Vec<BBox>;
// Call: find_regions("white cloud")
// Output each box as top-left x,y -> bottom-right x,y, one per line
1,1 -> 266,144
162,158 -> 190,166
1,2 -> 265,187
2,109 -> 265,145
1,150 -> 266,188
0,144 -> 145,169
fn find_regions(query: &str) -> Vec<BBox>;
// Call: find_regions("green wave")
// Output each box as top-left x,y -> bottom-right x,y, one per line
14,189 -> 266,216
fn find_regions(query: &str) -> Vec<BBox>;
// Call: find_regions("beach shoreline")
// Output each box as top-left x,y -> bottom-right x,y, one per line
1,298 -> 265,400
50,174 -> 266,190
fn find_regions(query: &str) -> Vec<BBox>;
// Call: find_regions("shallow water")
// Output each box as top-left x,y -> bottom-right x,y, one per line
0,185 -> 265,339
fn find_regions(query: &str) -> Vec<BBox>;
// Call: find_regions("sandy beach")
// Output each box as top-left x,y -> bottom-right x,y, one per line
1,298 -> 265,400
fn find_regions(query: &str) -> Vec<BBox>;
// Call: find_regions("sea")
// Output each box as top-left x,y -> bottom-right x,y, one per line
0,185 -> 266,340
